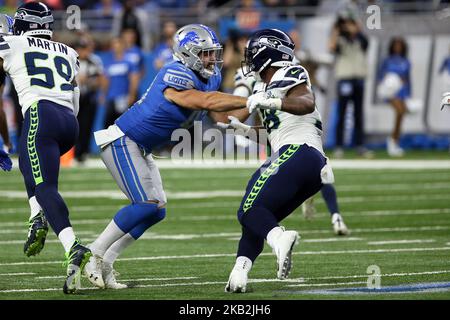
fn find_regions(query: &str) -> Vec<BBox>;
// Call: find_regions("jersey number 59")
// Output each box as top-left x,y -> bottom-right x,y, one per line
25,52 -> 73,91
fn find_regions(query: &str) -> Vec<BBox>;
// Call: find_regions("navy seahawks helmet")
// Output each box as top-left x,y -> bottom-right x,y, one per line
242,29 -> 295,77
12,2 -> 54,39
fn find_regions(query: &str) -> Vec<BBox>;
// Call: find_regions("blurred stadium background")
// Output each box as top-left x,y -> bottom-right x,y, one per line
1,0 -> 450,159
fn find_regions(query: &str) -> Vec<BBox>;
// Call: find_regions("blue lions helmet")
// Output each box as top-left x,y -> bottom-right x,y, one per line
12,2 -> 54,39
173,24 -> 223,79
242,29 -> 295,77
0,14 -> 14,35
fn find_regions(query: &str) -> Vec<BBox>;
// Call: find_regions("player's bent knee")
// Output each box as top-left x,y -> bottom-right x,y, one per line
156,207 -> 166,222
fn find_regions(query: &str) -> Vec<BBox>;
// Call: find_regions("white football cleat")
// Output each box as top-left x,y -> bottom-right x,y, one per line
273,230 -> 300,280
225,257 -> 251,293
103,263 -> 127,289
332,213 -> 349,236
84,254 -> 105,289
225,268 -> 248,293
302,197 -> 316,220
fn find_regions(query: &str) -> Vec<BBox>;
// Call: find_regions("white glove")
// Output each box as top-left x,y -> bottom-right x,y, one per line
246,90 -> 283,114
441,92 -> 450,110
216,116 -> 252,133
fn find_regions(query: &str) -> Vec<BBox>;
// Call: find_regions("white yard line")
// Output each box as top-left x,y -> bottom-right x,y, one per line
1,246 -> 449,267
3,270 -> 450,293
1,190 -> 450,202
299,270 -> 450,281
368,239 -> 436,245
0,272 -> 35,276
10,158 -> 450,170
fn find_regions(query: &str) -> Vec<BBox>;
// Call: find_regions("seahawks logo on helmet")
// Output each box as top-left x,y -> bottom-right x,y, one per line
12,2 -> 54,40
259,37 -> 283,49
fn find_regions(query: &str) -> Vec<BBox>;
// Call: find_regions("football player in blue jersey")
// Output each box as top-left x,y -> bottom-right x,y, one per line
84,24 -> 248,289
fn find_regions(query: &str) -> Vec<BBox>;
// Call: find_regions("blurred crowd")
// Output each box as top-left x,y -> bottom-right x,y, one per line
1,0 -> 449,162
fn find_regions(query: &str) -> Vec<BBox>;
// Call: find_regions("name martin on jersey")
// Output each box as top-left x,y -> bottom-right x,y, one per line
26,36 -> 69,55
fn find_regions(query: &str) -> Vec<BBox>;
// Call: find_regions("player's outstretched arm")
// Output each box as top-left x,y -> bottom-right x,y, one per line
164,88 -> 247,112
247,83 -> 315,116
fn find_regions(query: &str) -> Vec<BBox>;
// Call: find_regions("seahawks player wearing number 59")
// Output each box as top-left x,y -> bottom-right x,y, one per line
83,24 -> 247,289
222,29 -> 337,293
0,2 -> 92,294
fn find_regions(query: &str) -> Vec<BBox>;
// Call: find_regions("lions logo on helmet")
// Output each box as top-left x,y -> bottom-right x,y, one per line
172,24 -> 223,79
12,2 -> 54,39
242,29 -> 296,78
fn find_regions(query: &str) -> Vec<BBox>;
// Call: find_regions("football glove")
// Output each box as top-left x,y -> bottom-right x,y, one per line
246,90 -> 283,114
0,148 -> 12,171
441,92 -> 450,110
216,116 -> 252,134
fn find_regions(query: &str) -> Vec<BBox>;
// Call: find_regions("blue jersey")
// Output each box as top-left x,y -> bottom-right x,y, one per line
379,55 -> 411,98
103,53 -> 139,100
116,60 -> 221,152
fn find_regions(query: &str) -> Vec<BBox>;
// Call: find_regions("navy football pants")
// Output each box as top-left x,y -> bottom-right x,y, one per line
236,144 -> 326,262
19,100 -> 78,235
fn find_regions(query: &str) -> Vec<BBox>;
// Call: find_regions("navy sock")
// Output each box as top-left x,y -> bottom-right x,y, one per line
238,206 -> 278,239
129,208 -> 166,239
35,183 -> 70,235
113,202 -> 159,234
321,184 -> 340,215
236,226 -> 264,262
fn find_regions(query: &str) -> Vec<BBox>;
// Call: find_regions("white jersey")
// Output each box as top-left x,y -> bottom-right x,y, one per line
235,65 -> 324,155
0,35 -> 79,115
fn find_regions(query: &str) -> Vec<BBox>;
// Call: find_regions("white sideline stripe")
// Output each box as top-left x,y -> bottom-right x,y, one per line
285,281 -> 368,288
0,272 -> 35,276
300,270 -> 450,281
0,230 -> 94,235
2,190 -> 450,202
368,239 -> 436,245
2,271 -> 450,294
303,237 -> 362,243
35,276 -> 198,281
1,207 -> 450,220
0,224 -> 450,244
1,246 -> 448,267
0,206 -> 121,215
11,158 -> 450,169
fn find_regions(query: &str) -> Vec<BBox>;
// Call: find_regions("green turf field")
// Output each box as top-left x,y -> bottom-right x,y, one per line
0,160 -> 450,300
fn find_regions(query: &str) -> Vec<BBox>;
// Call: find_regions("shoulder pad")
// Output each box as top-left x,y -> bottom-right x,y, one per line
267,65 -> 309,92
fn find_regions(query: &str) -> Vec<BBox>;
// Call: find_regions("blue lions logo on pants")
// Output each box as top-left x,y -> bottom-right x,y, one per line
179,31 -> 200,47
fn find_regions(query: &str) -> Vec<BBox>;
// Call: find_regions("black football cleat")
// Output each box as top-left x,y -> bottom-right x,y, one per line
63,239 -> 92,294
24,211 -> 48,257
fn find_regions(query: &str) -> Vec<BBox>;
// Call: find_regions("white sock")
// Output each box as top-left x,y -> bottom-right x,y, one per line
29,196 -> 43,219
89,220 -> 125,257
58,227 -> 76,253
234,256 -> 252,273
266,226 -> 284,250
103,233 -> 135,265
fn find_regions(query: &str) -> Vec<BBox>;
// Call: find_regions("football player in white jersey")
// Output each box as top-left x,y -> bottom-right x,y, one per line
0,2 -> 91,294
219,29 -> 338,293
225,65 -> 349,236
